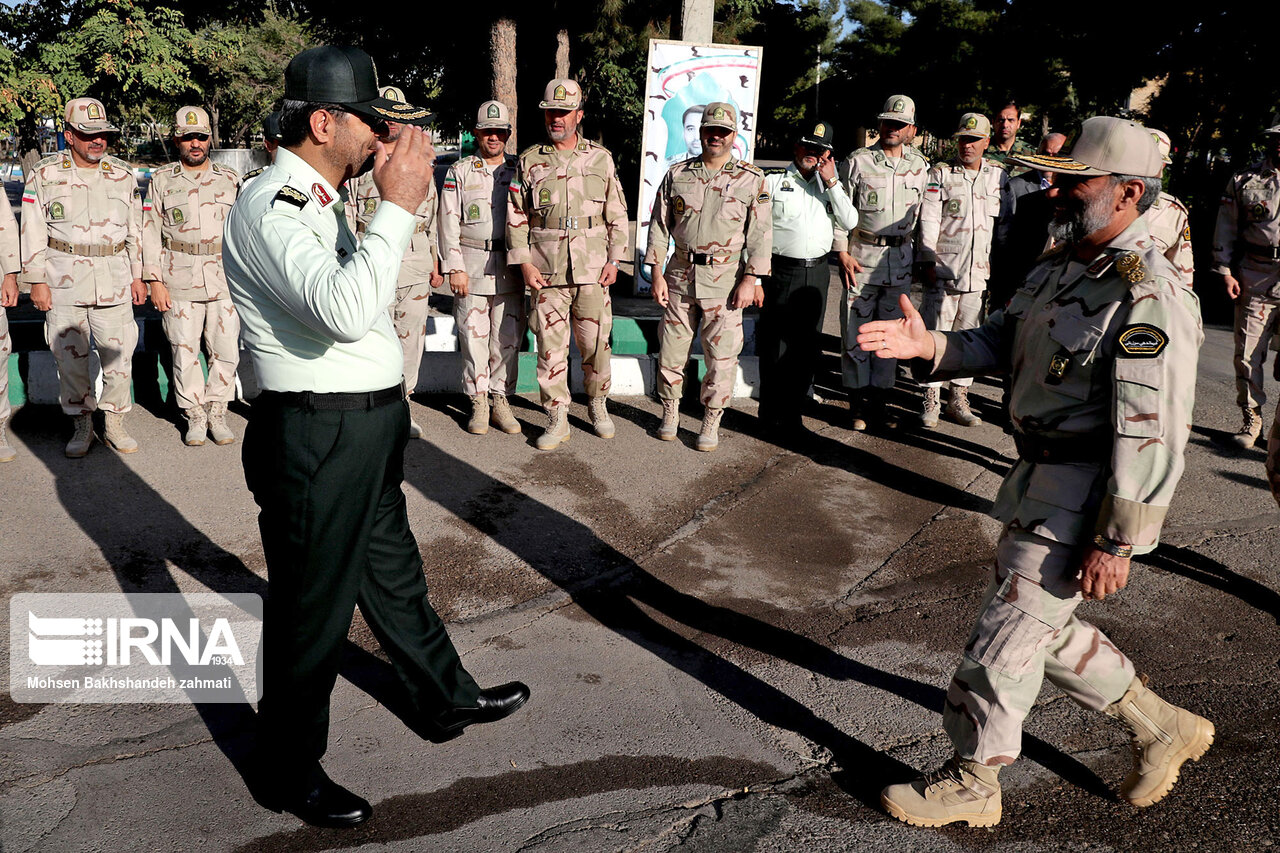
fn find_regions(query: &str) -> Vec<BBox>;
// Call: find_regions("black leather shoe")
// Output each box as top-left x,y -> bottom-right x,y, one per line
258,769 -> 372,828
421,681 -> 531,742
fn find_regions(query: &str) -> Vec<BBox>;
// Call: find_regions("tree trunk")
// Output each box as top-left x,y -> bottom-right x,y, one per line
491,17 -> 518,154
210,100 -> 221,150
19,115 -> 43,178
555,29 -> 570,79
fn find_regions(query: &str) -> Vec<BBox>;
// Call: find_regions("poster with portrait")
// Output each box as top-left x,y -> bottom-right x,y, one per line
635,39 -> 764,293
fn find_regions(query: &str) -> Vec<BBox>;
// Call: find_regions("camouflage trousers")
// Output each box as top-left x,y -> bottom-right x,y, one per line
920,287 -> 983,389
657,293 -> 744,409
1232,292 -> 1280,410
841,282 -> 909,390
393,284 -> 431,394
943,525 -> 1136,766
44,302 -> 138,415
531,283 -> 612,409
161,298 -> 240,409
0,308 -> 10,423
453,290 -> 525,396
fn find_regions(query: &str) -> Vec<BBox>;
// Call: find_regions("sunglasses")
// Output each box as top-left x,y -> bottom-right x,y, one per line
179,133 -> 210,142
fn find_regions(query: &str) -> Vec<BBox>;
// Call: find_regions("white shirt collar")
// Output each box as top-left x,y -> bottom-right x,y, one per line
275,147 -> 342,212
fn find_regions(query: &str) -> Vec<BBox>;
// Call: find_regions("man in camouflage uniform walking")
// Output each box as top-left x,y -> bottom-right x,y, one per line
345,86 -> 443,439
439,100 -> 525,436
833,94 -> 929,429
860,117 -> 1213,827
142,106 -> 241,446
1213,119 -> 1280,448
917,113 -> 1010,428
1143,128 -> 1194,289
508,78 -> 629,450
645,101 -> 771,451
0,192 -> 18,462
21,97 -> 146,457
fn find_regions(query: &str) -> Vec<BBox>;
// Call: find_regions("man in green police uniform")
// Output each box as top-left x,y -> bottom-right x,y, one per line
224,45 -> 528,828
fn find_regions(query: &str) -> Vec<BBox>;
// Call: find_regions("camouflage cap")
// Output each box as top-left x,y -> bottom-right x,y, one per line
1008,115 -> 1163,178
1148,128 -> 1172,165
953,112 -> 991,140
64,97 -> 119,134
797,119 -> 834,151
475,100 -> 512,131
539,78 -> 582,110
262,111 -> 283,142
174,106 -> 211,136
701,101 -> 738,131
877,94 -> 916,125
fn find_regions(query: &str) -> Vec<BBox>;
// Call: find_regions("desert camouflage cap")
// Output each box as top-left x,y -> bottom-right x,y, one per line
1009,115 -> 1163,178
174,106 -> 211,136
539,78 -> 582,110
953,112 -> 991,139
475,100 -> 512,131
701,101 -> 738,131
1148,128 -> 1172,165
65,97 -> 119,134
877,94 -> 916,125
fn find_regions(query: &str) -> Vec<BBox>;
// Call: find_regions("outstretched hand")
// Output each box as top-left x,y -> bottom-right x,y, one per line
856,293 -> 935,361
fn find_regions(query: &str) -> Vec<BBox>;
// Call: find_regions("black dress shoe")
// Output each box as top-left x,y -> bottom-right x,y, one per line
258,769 -> 372,828
421,681 -> 531,742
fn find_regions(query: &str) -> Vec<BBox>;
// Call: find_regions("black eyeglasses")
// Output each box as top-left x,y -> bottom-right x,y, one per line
179,133 -> 210,142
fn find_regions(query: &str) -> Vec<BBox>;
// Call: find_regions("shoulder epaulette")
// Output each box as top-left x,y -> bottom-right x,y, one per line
763,167 -> 786,175
737,161 -> 763,176
243,166 -> 265,180
272,185 -> 309,210
35,152 -> 62,169
102,154 -> 132,170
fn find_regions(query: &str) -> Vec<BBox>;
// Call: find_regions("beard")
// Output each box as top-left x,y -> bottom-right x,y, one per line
1049,185 -> 1114,243
179,148 -> 207,167
355,152 -> 376,177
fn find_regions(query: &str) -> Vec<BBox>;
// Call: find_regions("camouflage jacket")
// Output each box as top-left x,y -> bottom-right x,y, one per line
141,160 -> 240,300
1143,191 -> 1194,289
20,152 -> 141,306
345,171 -> 439,291
918,159 -> 1010,292
833,143 -> 929,286
920,216 -> 1202,553
507,137 -> 629,286
0,193 -> 17,276
1212,158 -> 1280,279
984,138 -> 1036,176
438,154 -> 519,296
644,157 -> 772,299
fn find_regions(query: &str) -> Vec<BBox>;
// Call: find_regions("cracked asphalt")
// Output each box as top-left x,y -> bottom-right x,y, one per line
1,297 -> 1277,851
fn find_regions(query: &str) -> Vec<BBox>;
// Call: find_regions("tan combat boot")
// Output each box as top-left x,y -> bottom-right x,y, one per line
408,418 -> 424,439
849,391 -> 868,432
695,406 -> 723,452
588,396 -> 615,439
947,386 -> 982,427
535,404 -> 569,451
920,387 -> 941,429
103,412 -> 138,453
1106,675 -> 1214,807
489,394 -> 521,434
466,394 -> 490,435
881,754 -> 1002,828
206,401 -> 235,445
65,413 -> 94,458
657,398 -> 679,441
1232,406 -> 1262,449
182,406 -> 208,446
0,417 -> 16,463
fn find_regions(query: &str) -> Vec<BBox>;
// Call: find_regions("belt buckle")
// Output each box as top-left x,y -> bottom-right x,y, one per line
563,216 -> 578,230
693,252 -> 709,265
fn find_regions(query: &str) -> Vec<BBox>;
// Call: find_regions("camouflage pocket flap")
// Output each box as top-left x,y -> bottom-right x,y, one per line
1024,460 -> 1104,512
1114,357 -> 1163,389
1047,311 -> 1104,357
584,174 -> 607,201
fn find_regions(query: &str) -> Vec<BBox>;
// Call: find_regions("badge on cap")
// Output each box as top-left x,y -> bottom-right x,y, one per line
185,111 -> 198,126
712,106 -> 727,120
371,103 -> 432,120
487,103 -> 501,119
892,98 -> 905,113
311,183 -> 333,206
87,103 -> 102,120
49,201 -> 65,221
674,196 -> 686,216
1115,251 -> 1146,283
964,116 -> 977,129
1117,324 -> 1168,358
554,85 -> 567,101
813,123 -> 826,137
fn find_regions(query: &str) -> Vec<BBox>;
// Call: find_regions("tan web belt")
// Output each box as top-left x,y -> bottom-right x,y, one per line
47,238 -> 125,257
163,237 -> 222,256
856,229 -> 905,248
460,236 -> 506,251
530,214 -> 598,230
355,220 -> 430,235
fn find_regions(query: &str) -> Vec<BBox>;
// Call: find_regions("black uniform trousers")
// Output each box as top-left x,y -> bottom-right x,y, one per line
243,392 -> 479,782
757,254 -> 830,427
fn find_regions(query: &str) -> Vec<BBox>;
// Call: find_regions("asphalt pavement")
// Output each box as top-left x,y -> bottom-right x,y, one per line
1,282 -> 1277,852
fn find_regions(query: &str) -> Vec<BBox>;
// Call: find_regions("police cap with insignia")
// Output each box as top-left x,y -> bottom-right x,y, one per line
1262,113 -> 1280,136
701,101 -> 738,132
475,100 -> 512,131
64,97 -> 120,135
877,94 -> 916,125
1008,115 -> 1162,178
1148,128 -> 1172,165
798,119 -> 834,151
539,78 -> 583,110
953,112 -> 991,140
173,105 -> 211,136
284,45 -> 433,127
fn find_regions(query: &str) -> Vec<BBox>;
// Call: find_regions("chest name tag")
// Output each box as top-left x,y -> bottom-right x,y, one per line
1117,324 -> 1168,358
780,182 -> 794,192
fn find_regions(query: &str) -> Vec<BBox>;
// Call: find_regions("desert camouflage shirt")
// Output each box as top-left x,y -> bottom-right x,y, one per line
142,160 -> 240,300
1144,191 -> 1194,289
833,143 -> 929,286
918,159 -> 1010,292
1212,158 -> 1280,276
345,171 -> 439,289
439,154 -> 519,296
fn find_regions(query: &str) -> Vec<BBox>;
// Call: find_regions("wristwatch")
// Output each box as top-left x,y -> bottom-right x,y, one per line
1092,534 -> 1133,559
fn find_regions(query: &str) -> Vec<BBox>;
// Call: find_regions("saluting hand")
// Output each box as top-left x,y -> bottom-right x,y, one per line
817,151 -> 837,185
373,125 -> 436,214
856,293 -> 934,361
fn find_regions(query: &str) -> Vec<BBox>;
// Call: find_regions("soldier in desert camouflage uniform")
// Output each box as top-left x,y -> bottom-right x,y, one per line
0,192 -> 18,462
345,86 -> 443,439
645,101 -> 771,451
21,97 -> 146,457
833,94 -> 929,430
508,78 -> 629,450
861,117 -> 1213,828
142,106 -> 241,447
1213,120 -> 1280,448
917,113 -> 1010,428
1142,128 -> 1194,290
439,100 -> 525,436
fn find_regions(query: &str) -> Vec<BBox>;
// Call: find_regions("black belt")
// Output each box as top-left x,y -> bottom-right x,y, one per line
1244,241 -> 1280,260
257,383 -> 404,411
857,230 -> 906,248
460,237 -> 506,251
772,254 -> 826,268
1013,431 -> 1111,465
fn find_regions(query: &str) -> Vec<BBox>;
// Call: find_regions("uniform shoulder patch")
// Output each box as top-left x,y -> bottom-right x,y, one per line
35,152 -> 62,169
763,167 -> 785,175
757,190 -> 771,203
273,185 -> 310,210
738,161 -> 763,176
1117,324 -> 1168,358
243,166 -> 264,180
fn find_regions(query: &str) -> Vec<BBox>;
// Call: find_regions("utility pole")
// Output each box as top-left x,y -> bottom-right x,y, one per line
679,0 -> 714,43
